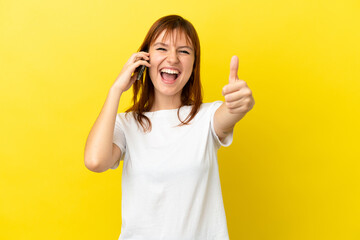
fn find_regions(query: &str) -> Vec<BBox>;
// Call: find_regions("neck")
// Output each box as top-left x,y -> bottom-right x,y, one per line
150,91 -> 182,112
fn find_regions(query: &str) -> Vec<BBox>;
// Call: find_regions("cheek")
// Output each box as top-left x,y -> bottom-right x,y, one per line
149,67 -> 158,79
187,57 -> 195,71
148,56 -> 161,72
185,62 -> 194,77
148,56 -> 158,72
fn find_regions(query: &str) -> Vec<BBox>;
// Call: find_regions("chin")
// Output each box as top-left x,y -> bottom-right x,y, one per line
156,87 -> 182,97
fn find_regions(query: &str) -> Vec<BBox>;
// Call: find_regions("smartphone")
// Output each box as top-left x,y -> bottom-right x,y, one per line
136,65 -> 146,81
136,51 -> 149,81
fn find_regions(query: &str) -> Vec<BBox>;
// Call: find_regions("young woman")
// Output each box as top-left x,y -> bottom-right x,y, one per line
84,15 -> 254,240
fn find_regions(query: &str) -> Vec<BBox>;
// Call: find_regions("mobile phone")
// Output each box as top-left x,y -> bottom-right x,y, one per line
136,65 -> 146,81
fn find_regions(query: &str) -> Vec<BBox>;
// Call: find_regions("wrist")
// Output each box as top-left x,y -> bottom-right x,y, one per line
110,84 -> 124,96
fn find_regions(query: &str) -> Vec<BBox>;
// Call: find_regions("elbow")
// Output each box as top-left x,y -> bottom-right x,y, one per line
84,156 -> 107,173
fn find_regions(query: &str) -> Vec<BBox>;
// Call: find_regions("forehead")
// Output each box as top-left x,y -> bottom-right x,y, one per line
151,29 -> 192,47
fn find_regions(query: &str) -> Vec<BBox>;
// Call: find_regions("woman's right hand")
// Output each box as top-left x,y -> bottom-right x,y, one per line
113,51 -> 151,93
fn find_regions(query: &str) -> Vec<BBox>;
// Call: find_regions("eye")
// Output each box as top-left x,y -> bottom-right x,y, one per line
156,48 -> 166,51
180,50 -> 190,54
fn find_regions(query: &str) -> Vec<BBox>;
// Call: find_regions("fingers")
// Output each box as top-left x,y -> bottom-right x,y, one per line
132,52 -> 151,69
224,90 -> 253,114
224,87 -> 251,102
229,55 -> 239,83
225,104 -> 250,114
133,59 -> 151,69
222,80 -> 247,96
129,51 -> 150,64
126,52 -> 151,75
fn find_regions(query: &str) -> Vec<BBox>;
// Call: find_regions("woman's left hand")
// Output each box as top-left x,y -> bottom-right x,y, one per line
222,55 -> 255,114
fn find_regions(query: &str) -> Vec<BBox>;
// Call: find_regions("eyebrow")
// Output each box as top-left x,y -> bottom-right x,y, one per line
153,42 -> 193,51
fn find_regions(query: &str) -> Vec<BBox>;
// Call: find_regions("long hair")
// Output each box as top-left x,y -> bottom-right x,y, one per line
126,15 -> 202,132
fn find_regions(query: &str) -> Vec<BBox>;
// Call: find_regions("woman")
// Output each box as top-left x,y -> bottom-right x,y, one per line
84,15 -> 255,240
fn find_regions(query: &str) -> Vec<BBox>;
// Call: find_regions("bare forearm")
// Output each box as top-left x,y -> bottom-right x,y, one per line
84,86 -> 123,171
214,103 -> 247,140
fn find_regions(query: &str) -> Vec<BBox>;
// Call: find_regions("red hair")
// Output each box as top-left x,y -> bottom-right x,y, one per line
126,15 -> 202,132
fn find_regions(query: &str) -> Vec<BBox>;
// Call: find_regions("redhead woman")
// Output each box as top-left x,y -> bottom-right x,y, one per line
84,15 -> 255,240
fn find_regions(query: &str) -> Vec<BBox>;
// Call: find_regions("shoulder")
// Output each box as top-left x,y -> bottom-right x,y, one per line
190,101 -> 224,122
199,101 -> 224,113
116,112 -> 129,122
115,112 -> 136,128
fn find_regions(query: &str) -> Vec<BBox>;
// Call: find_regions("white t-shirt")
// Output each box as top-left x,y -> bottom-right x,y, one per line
112,101 -> 233,240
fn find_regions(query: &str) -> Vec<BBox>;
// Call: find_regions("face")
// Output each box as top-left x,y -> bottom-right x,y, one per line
148,29 -> 195,100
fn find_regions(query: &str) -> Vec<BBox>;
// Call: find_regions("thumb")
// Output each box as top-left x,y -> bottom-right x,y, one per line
229,55 -> 239,83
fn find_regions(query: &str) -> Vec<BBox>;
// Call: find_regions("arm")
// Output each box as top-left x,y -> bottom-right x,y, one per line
84,52 -> 151,172
213,56 -> 255,142
84,86 -> 123,173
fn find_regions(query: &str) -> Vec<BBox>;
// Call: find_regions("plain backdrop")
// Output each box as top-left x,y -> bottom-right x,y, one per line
1,0 -> 359,239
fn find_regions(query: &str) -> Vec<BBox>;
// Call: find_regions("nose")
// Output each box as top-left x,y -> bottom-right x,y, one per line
166,49 -> 180,64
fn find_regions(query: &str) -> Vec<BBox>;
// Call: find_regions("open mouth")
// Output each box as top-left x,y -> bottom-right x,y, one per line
160,69 -> 181,83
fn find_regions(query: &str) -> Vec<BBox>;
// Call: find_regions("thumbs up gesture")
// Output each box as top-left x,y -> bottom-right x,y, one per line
222,56 -> 255,114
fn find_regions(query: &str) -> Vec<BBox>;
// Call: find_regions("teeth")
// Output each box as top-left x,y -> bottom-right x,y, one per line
160,69 -> 179,74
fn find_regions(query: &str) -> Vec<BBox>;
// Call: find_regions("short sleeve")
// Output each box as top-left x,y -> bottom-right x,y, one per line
111,114 -> 126,169
209,101 -> 233,148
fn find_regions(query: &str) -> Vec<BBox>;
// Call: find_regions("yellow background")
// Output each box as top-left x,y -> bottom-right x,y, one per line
1,0 -> 359,239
